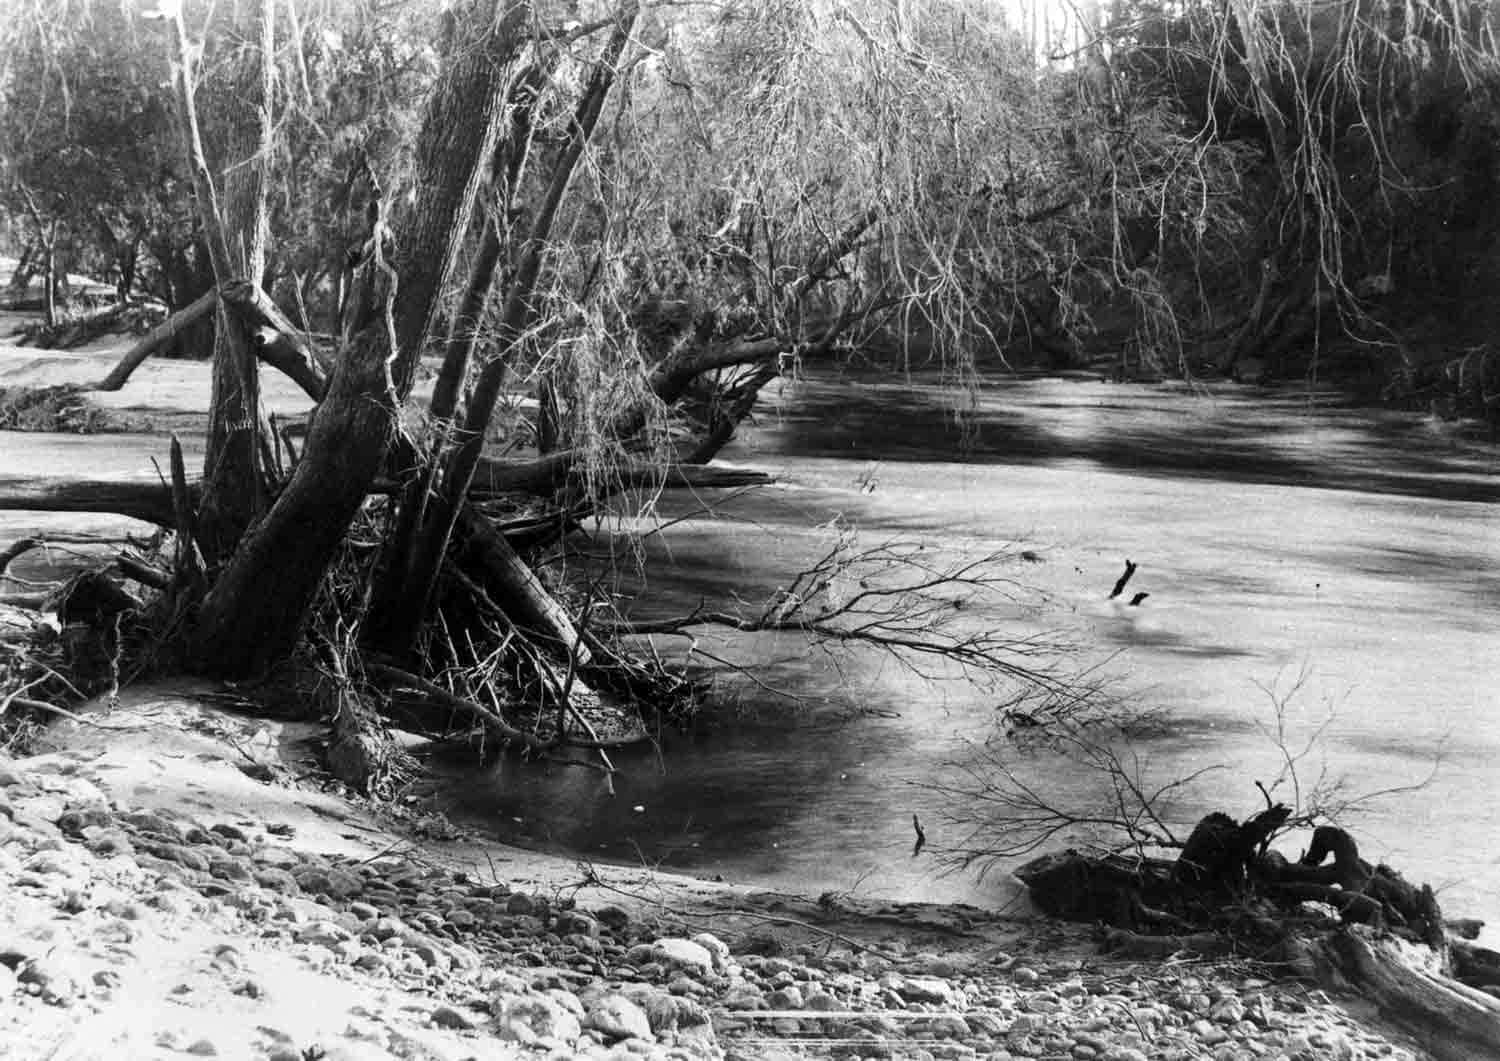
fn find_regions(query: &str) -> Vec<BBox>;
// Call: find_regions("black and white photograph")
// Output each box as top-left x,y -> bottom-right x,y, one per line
0,1 -> 1496,1057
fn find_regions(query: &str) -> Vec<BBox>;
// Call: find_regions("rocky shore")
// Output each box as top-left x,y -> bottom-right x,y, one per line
0,689 -> 1433,1060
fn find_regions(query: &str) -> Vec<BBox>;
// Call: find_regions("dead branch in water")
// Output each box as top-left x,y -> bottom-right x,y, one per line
621,521 -> 1069,691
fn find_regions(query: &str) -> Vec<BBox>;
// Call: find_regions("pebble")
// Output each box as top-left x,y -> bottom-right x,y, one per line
429,1004 -> 478,1030
651,938 -> 714,975
496,993 -> 582,1043
587,993 -> 654,1040
0,744 -> 1436,1061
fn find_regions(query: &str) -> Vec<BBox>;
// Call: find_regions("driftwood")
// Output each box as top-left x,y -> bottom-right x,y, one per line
1015,816 -> 1500,1061
1454,940 -> 1500,991
1177,802 -> 1290,890
471,452 -> 773,498
0,456 -> 771,530
1311,932 -> 1500,1061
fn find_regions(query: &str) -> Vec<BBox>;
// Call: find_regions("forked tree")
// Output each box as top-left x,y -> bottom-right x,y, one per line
0,0 -> 1099,790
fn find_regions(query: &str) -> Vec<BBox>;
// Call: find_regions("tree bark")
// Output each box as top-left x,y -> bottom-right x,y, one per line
1314,932 -> 1500,1061
220,280 -> 328,400
381,10 -> 637,653
0,477 -> 186,526
379,58 -> 546,633
190,3 -> 529,676
164,1 -> 271,567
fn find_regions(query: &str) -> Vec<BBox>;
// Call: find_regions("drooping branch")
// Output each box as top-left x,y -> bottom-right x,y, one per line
790,204 -> 881,302
88,285 -> 328,398
646,337 -> 785,407
684,361 -> 780,465
190,5 -> 533,676
385,9 -> 639,651
614,204 -> 885,445
93,291 -> 217,390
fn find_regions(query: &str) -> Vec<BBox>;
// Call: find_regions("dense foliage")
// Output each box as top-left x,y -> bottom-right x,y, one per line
4,0 -> 1499,419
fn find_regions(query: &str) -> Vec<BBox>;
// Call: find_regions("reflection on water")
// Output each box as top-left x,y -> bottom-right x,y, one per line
429,375 -> 1498,936
2,367 -> 1492,932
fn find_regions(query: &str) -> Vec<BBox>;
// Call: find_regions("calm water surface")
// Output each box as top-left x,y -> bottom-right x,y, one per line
2,366 -> 1494,934
434,374 -> 1500,934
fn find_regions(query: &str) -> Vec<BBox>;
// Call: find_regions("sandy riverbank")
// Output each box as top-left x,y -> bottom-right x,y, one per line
0,684 -> 1434,1060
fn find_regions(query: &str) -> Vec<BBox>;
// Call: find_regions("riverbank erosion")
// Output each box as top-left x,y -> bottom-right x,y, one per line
0,687 -> 1462,1061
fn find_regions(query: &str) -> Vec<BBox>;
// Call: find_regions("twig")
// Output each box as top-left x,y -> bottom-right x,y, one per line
5,697 -> 138,730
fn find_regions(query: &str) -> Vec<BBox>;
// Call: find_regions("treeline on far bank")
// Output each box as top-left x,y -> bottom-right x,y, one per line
3,0 -> 1499,427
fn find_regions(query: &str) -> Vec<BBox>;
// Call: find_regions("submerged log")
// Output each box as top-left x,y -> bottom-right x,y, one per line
0,456 -> 771,529
470,452 -> 773,498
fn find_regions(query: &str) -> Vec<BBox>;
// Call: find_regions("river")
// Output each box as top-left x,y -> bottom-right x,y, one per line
2,347 -> 1496,936
430,370 -> 1500,938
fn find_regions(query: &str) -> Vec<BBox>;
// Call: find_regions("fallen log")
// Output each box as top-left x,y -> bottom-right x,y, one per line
1313,931 -> 1500,1061
471,452 -> 773,498
0,458 -> 772,536
1015,819 -> 1500,1061
0,476 -> 184,526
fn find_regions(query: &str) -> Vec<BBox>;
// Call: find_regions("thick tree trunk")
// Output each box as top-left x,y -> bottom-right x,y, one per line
198,303 -> 268,566
378,11 -> 637,654
192,319 -> 401,675
190,4 -> 528,676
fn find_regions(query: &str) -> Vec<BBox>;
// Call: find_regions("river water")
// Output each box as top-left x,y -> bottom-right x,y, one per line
2,349 -> 1496,934
432,371 -> 1500,936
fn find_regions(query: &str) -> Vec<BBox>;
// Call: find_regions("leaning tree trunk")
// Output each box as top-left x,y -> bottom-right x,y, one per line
191,3 -> 530,677
162,0 -> 273,566
372,10 -> 637,656
373,63 -> 543,645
